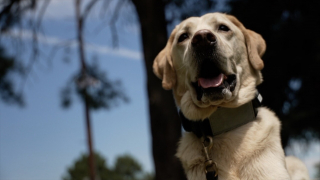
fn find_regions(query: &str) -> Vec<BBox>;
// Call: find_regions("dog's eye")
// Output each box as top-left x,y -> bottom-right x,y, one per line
178,33 -> 189,42
219,25 -> 230,32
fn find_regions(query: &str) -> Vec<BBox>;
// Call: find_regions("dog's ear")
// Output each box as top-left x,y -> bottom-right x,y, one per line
153,28 -> 177,90
226,15 -> 266,70
242,29 -> 266,70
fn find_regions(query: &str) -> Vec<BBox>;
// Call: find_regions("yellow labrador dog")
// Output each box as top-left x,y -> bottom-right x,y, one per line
153,13 -> 309,180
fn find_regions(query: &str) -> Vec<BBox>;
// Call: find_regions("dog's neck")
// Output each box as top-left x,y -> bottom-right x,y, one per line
179,92 -> 263,138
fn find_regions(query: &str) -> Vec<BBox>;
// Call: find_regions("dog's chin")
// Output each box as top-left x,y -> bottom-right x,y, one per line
180,91 -> 219,120
179,74 -> 238,120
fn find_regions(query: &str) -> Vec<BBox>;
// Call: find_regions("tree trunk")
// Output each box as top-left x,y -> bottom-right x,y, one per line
131,0 -> 186,180
75,1 -> 96,179
84,95 -> 96,180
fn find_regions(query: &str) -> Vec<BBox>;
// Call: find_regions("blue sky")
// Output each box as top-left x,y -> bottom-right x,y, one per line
0,0 -> 319,179
0,1 -> 151,179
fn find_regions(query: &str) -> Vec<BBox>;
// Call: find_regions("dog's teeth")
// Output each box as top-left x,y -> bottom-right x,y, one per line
222,88 -> 232,99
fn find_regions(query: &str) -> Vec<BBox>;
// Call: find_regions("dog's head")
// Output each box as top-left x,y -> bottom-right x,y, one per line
153,13 -> 266,120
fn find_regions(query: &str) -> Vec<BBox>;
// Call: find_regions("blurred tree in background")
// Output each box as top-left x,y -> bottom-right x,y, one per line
1,1 -> 128,180
0,0 -> 128,109
0,46 -> 24,105
0,0 -> 38,106
131,0 -> 186,179
63,152 -> 110,180
112,154 -> 145,180
63,152 -> 154,180
228,0 -> 320,148
0,0 -> 37,32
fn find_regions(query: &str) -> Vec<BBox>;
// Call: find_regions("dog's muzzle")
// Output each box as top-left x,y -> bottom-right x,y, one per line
191,30 -> 237,101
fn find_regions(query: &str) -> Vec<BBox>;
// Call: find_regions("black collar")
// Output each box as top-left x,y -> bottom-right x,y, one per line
179,92 -> 263,138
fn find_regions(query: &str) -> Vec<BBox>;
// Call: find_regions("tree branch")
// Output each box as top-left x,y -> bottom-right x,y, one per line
81,0 -> 98,23
75,0 -> 86,72
109,0 -> 125,48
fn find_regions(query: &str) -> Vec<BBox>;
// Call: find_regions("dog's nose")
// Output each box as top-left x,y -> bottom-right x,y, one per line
192,30 -> 216,47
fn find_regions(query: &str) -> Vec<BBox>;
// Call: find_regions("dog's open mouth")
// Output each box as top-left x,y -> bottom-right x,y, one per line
191,63 -> 236,101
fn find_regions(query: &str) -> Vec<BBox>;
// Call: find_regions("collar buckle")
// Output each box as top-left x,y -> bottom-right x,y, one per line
202,136 -> 218,180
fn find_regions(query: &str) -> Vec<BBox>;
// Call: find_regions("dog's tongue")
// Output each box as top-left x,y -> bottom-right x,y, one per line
198,73 -> 224,88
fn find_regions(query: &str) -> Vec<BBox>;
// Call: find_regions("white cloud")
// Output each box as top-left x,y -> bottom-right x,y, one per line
38,0 -> 130,21
11,0 -> 142,60
39,0 -> 75,20
2,29 -> 142,60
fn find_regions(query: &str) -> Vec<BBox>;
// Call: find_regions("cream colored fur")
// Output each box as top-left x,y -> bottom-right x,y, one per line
286,156 -> 310,180
177,108 -> 289,179
153,12 -> 309,180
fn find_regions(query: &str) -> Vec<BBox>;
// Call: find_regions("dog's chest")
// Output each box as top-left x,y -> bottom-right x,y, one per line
176,108 -> 290,180
177,133 -> 247,180
177,119 -> 263,180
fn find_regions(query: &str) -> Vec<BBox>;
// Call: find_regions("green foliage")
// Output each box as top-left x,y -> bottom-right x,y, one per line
0,0 -> 38,106
63,152 -> 110,180
0,0 -> 36,31
113,154 -> 142,180
60,60 -> 129,111
0,45 -> 24,106
63,152 -> 154,180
